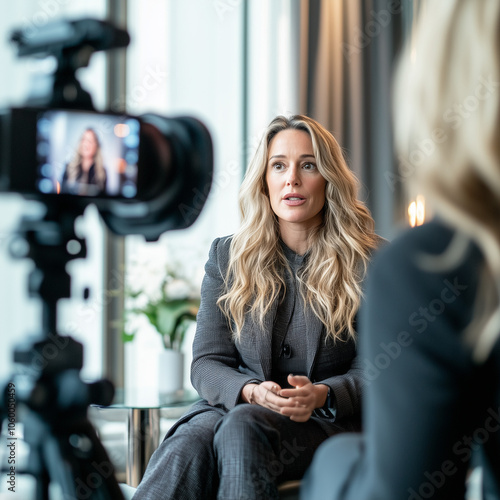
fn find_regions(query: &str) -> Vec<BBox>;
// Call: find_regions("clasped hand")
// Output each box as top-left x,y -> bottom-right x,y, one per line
245,374 -> 328,422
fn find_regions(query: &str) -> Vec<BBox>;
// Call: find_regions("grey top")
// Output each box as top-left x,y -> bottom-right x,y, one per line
271,241 -> 308,388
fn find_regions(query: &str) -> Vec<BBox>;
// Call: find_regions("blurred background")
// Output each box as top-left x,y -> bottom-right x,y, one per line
0,0 -> 422,403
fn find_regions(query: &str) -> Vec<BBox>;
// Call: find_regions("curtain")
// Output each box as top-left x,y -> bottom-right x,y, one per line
301,0 -> 414,239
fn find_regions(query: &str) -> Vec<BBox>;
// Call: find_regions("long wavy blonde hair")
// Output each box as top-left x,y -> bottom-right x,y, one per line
394,0 -> 500,360
65,128 -> 106,189
218,115 -> 378,342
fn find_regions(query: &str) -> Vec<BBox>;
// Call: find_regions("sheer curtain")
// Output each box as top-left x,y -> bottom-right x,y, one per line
301,0 -> 409,239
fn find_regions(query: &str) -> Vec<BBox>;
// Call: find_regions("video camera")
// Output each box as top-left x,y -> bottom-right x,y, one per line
0,17 -> 214,240
0,17 -> 213,500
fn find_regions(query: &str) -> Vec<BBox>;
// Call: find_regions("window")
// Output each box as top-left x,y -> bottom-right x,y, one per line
123,0 -> 244,392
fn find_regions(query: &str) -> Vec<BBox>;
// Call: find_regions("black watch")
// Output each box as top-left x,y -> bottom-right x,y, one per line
323,387 -> 335,410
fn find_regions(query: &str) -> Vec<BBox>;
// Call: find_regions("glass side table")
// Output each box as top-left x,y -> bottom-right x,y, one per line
90,388 -> 200,487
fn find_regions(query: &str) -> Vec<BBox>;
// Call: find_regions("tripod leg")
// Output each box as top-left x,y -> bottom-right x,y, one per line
39,417 -> 125,500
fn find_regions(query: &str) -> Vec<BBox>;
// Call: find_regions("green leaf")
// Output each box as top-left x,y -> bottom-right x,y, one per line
122,331 -> 136,343
123,270 -> 200,351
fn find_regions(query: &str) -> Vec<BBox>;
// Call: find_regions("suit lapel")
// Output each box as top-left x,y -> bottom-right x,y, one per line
236,293 -> 279,381
306,308 -> 324,379
256,301 -> 277,379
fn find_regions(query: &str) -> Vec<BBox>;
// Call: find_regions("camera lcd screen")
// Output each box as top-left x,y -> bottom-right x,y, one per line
36,110 -> 140,198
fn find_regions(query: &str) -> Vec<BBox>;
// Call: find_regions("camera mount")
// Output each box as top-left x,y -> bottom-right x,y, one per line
11,18 -> 130,109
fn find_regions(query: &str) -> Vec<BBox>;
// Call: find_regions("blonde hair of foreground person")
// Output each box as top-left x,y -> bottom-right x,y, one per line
218,114 -> 378,342
393,0 -> 500,360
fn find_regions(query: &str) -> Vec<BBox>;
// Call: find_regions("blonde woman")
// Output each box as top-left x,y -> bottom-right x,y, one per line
302,2 -> 500,499
133,115 -> 379,500
62,128 -> 107,195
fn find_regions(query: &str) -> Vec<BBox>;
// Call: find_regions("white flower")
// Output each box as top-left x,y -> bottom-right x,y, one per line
164,279 -> 192,300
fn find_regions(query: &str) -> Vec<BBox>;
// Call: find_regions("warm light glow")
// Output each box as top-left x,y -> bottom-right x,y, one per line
56,181 -> 61,194
114,123 -> 130,138
116,158 -> 127,174
416,195 -> 425,225
408,202 -> 416,227
408,195 -> 426,227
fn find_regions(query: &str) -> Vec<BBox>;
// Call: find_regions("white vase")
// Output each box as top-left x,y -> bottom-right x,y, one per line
158,349 -> 184,397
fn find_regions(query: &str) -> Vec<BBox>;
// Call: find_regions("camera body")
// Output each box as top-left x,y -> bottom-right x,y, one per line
0,106 -> 214,240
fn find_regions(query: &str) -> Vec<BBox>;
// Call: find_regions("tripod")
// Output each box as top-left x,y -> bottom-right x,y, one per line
0,200 -> 125,500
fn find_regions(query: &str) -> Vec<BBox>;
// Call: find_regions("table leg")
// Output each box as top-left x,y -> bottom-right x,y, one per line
126,408 -> 160,487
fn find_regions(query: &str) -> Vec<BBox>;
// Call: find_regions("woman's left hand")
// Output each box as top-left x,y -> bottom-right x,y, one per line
278,374 -> 329,422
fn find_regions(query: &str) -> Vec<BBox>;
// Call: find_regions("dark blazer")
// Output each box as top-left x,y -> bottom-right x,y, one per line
301,219 -> 500,499
171,236 -> 364,437
62,162 -> 107,195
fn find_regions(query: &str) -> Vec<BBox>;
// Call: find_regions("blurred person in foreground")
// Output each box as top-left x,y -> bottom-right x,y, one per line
132,114 -> 380,499
301,1 -> 500,499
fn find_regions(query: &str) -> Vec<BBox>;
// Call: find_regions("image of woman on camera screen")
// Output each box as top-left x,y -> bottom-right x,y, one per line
62,128 -> 107,196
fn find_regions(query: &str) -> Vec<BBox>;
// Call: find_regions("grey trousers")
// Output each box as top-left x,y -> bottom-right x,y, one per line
132,404 -> 329,500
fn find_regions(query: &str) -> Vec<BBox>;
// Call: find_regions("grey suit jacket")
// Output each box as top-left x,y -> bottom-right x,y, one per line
176,236 -> 363,436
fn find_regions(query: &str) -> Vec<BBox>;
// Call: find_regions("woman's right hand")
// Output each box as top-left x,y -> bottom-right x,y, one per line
242,381 -> 289,413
